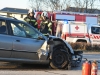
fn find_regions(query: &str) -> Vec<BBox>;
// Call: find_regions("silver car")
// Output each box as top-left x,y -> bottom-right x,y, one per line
0,15 -> 82,69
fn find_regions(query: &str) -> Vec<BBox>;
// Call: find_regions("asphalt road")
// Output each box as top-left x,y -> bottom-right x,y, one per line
0,53 -> 100,75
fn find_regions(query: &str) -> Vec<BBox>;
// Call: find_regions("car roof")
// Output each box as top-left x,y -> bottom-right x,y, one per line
0,15 -> 24,23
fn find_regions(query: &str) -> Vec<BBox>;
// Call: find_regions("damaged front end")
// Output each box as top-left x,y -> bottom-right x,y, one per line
48,36 -> 83,68
71,51 -> 83,67
61,39 -> 83,67
37,41 -> 49,60
37,35 -> 83,68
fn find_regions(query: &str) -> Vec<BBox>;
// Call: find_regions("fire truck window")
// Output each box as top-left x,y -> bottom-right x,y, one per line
91,27 -> 100,34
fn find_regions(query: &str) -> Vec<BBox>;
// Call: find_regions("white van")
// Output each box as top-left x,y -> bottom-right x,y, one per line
61,21 -> 100,44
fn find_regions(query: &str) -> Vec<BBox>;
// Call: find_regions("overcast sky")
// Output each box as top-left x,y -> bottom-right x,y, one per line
0,0 -> 100,10
0,0 -> 29,9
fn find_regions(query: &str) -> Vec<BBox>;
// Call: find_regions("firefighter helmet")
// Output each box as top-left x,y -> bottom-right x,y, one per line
28,9 -> 35,14
41,11 -> 48,17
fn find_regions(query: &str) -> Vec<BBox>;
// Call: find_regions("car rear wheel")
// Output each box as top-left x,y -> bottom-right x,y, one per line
50,45 -> 70,69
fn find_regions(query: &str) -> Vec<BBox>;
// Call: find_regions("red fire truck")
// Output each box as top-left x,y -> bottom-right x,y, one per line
35,11 -> 98,36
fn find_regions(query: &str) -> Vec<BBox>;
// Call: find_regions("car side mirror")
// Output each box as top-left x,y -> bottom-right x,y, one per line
37,34 -> 45,40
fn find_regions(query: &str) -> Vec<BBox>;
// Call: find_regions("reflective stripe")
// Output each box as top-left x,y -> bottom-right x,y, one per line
25,18 -> 30,22
48,23 -> 52,27
35,22 -> 38,25
44,21 -> 48,23
43,34 -> 48,35
31,20 -> 36,22
49,28 -> 52,31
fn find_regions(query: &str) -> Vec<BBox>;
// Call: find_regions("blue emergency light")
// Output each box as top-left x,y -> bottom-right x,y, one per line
63,19 -> 68,24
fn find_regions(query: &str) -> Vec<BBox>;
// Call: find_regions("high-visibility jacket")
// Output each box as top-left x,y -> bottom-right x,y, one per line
40,20 -> 52,35
24,16 -> 38,29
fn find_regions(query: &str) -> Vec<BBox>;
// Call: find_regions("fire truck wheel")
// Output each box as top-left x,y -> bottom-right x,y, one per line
50,45 -> 69,69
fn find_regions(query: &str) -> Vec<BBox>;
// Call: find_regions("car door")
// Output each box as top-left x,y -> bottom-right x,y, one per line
0,19 -> 12,58
8,20 -> 45,60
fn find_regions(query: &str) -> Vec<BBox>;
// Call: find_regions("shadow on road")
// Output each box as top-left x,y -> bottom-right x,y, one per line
0,59 -> 99,70
0,62 -> 83,70
0,62 -> 50,70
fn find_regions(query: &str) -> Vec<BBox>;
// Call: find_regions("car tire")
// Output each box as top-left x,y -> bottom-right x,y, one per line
50,45 -> 69,69
65,62 -> 71,70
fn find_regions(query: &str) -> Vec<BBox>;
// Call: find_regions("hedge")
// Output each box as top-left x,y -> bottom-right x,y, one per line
69,42 -> 100,51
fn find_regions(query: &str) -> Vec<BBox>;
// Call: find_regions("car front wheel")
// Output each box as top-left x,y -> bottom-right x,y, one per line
50,45 -> 70,69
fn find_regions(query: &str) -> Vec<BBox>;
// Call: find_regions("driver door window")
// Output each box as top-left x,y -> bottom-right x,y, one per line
11,23 -> 26,37
9,21 -> 39,39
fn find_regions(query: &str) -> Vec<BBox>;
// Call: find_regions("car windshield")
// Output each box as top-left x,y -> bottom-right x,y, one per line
10,21 -> 42,39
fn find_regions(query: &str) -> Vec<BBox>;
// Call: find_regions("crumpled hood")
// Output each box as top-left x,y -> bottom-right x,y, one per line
49,36 -> 74,54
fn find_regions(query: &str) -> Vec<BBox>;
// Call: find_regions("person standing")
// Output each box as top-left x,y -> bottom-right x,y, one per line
24,9 -> 38,29
40,12 -> 52,36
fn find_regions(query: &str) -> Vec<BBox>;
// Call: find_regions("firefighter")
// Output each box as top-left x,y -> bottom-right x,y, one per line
40,12 -> 52,36
24,9 -> 38,29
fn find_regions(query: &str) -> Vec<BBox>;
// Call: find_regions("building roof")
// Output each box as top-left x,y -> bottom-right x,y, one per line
0,7 -> 28,14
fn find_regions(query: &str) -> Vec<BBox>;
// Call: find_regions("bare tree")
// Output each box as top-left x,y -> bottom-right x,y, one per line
66,0 -> 72,11
73,0 -> 96,13
85,0 -> 96,13
29,0 -> 44,10
73,0 -> 87,12
85,0 -> 89,13
48,0 -> 70,11
28,0 -> 71,11
88,0 -> 96,13
46,0 -> 61,11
